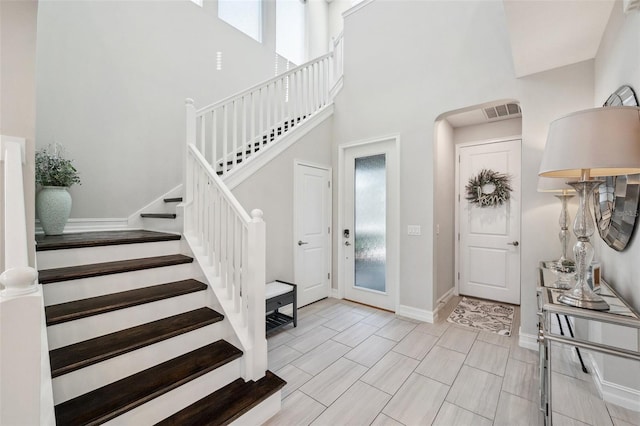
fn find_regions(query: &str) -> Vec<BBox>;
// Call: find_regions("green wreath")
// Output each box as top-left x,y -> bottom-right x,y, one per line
466,169 -> 512,207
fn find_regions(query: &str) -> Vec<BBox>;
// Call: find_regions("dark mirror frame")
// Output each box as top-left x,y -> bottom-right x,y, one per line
594,85 -> 640,251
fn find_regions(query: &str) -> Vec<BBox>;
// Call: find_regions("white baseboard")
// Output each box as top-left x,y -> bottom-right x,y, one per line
433,288 -> 454,321
397,304 -> 434,323
330,288 -> 340,299
35,218 -> 131,234
586,353 -> 640,412
518,329 -> 539,351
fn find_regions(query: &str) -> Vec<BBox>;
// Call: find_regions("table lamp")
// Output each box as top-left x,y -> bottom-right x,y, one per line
539,106 -> 640,310
538,177 -> 576,288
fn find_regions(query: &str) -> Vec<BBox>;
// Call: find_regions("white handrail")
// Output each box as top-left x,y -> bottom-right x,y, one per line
193,53 -> 336,177
183,142 -> 267,380
0,136 -> 52,425
181,44 -> 345,382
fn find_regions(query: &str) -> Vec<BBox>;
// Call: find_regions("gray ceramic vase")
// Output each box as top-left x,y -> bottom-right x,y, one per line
36,186 -> 72,235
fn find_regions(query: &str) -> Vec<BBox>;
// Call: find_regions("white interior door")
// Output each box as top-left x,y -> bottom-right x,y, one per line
457,139 -> 521,305
294,162 -> 331,307
341,139 -> 399,311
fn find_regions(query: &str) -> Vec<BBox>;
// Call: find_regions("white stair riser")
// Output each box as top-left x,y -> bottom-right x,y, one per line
52,322 -> 225,404
37,240 -> 184,269
105,359 -> 241,425
43,263 -> 200,306
231,391 -> 282,426
47,291 -> 208,349
140,218 -> 184,234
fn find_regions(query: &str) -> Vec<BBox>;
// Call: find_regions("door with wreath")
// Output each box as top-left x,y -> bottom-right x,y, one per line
456,139 -> 521,305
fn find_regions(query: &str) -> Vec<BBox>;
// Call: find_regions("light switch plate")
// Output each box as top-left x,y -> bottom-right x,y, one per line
408,225 -> 421,236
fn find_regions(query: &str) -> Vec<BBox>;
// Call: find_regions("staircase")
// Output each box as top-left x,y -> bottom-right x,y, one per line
37,230 -> 285,425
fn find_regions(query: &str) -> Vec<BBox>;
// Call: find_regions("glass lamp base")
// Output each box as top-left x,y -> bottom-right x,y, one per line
558,291 -> 609,311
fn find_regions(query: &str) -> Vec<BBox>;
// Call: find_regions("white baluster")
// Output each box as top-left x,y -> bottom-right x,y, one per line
234,218 -> 242,313
241,95 -> 247,164
222,105 -> 228,176
211,109 -> 217,174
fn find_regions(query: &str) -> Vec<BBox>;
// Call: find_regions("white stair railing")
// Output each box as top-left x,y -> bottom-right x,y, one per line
0,136 -> 54,425
181,45 -> 345,381
193,52 -> 336,177
182,129 -> 267,380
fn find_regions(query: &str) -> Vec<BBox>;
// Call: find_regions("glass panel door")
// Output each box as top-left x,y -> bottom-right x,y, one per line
354,154 -> 386,292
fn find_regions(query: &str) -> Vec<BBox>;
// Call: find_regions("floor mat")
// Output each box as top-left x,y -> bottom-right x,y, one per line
447,297 -> 514,336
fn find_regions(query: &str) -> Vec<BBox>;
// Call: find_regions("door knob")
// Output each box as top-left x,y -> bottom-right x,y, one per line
298,240 -> 309,246
345,241 -> 351,246
508,241 -> 519,247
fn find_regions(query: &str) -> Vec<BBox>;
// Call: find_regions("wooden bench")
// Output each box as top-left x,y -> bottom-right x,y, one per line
265,280 -> 297,333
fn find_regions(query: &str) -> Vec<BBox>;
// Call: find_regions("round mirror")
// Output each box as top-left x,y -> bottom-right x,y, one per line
595,85 -> 640,251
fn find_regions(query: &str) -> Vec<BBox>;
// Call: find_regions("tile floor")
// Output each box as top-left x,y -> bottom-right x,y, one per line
264,296 -> 640,426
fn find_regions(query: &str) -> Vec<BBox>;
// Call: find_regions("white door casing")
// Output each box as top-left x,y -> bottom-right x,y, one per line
456,139 -> 521,305
294,161 -> 332,307
339,137 -> 399,311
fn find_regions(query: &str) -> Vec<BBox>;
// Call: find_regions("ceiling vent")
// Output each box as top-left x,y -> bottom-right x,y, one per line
483,103 -> 522,121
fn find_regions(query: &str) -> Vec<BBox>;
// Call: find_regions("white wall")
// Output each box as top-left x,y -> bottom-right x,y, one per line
232,117 -> 333,282
307,0 -> 330,60
328,0 -> 356,41
35,0 -> 284,219
434,120 -> 454,302
594,1 -> 640,312
591,1 -> 640,402
0,0 -> 38,270
333,0 -> 594,330
453,118 -> 522,145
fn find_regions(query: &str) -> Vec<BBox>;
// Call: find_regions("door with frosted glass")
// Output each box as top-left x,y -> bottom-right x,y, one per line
342,139 -> 398,311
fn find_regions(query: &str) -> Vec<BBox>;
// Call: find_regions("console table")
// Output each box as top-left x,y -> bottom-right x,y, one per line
537,267 -> 640,425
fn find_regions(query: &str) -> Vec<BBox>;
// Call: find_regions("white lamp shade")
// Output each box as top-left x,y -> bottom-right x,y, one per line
537,176 -> 575,193
539,106 -> 640,178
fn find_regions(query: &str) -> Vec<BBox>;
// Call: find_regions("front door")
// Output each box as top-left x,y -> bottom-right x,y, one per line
341,138 -> 399,311
457,139 -> 521,305
294,162 -> 332,307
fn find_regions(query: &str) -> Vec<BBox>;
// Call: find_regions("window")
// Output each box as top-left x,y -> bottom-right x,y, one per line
218,0 -> 262,42
276,0 -> 305,65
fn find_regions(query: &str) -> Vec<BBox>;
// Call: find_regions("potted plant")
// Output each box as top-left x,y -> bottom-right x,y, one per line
35,144 -> 81,235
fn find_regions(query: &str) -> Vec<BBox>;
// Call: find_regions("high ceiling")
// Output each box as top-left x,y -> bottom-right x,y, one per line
446,0 -> 618,127
503,0 -> 616,78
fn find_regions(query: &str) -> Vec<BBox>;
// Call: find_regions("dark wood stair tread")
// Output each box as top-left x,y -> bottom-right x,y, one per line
163,197 -> 183,203
49,307 -> 223,377
46,279 -> 208,326
140,213 -> 177,219
39,254 -> 193,284
155,370 -> 286,426
36,230 -> 181,252
55,340 -> 242,426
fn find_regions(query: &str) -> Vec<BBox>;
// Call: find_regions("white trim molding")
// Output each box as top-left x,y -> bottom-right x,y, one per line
587,353 -> 640,412
433,288 -> 455,321
343,0 -> 374,18
337,134 -> 401,312
397,304 -> 434,323
518,329 -> 539,351
36,218 -> 131,235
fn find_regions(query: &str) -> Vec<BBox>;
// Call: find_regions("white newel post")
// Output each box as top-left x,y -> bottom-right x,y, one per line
1,137 -> 46,426
246,209 -> 267,380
